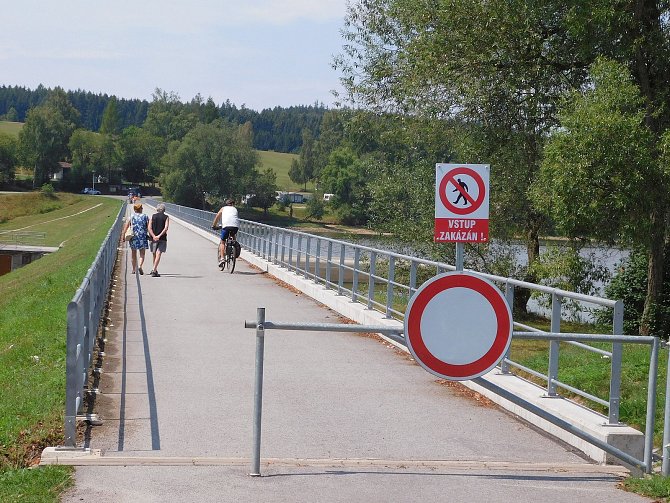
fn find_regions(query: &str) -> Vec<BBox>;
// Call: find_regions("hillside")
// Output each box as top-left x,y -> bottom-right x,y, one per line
0,121 -> 22,138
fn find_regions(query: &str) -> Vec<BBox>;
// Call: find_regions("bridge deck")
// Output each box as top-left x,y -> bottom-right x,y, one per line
58,207 -> 648,503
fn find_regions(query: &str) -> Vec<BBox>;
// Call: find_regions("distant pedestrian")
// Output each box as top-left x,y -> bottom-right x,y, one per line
148,203 -> 169,277
122,203 -> 149,275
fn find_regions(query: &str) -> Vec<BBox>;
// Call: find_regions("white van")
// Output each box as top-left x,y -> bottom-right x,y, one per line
323,193 -> 335,202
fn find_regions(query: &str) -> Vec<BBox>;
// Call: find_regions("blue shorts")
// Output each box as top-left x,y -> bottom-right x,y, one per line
220,226 -> 238,240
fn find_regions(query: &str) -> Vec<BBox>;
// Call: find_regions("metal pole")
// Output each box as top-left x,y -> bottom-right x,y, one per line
250,308 -> 265,477
662,341 -> 670,475
643,336 -> 660,474
455,243 -> 464,271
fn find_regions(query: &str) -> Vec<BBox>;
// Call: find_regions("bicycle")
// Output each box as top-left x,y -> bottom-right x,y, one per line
212,225 -> 236,273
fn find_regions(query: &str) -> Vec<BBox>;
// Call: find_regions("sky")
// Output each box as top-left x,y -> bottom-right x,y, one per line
1,0 -> 350,111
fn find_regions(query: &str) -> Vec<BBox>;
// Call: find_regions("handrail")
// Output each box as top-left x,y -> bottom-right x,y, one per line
63,202 -> 126,447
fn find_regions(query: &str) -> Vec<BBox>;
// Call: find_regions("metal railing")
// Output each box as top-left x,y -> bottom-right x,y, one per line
245,308 -> 661,474
63,202 -> 126,447
0,230 -> 46,246
148,200 -> 627,426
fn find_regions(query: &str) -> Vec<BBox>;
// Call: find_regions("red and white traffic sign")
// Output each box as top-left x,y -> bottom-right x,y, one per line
435,163 -> 490,243
404,272 -> 512,381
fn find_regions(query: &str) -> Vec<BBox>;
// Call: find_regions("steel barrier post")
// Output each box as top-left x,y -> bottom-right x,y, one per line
250,307 -> 266,477
546,293 -> 561,397
385,256 -> 395,318
608,300 -> 624,424
64,301 -> 81,447
367,252 -> 377,309
500,282 -> 515,374
662,341 -> 670,476
644,337 -> 660,473
352,248 -> 360,302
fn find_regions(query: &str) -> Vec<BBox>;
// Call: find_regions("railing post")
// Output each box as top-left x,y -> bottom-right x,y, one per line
315,239 -> 321,284
385,256 -> 395,318
297,234 -> 303,276
644,336 -> 660,474
352,248 -> 360,302
64,301 -> 80,448
409,260 -> 417,300
288,233 -> 294,271
546,292 -> 561,397
662,340 -> 670,475
250,307 -> 265,477
326,241 -> 333,287
500,283 -> 515,374
305,236 -> 311,279
608,300 -> 624,425
280,230 -> 286,266
367,252 -> 377,309
338,243 -> 345,294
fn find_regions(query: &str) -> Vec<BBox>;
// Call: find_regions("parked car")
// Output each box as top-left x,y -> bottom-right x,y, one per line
84,188 -> 101,195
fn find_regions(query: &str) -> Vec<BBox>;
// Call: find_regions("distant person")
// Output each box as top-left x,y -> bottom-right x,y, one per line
211,198 -> 239,267
148,203 -> 170,277
122,203 -> 149,275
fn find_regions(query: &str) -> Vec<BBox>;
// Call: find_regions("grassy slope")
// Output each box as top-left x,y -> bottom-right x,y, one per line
0,193 -> 122,501
256,150 -> 315,192
0,121 -> 22,138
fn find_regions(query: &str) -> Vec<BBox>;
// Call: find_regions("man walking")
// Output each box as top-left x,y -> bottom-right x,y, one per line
148,203 -> 169,277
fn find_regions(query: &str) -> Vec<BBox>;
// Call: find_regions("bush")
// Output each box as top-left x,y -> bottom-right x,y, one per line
596,247 -> 670,337
40,183 -> 56,198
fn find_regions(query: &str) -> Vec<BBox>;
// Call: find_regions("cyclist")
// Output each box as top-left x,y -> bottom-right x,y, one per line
212,198 -> 239,267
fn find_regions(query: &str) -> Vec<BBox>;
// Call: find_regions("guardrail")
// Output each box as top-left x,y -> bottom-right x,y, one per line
63,202 -> 126,447
146,200 -> 626,426
0,230 -> 46,246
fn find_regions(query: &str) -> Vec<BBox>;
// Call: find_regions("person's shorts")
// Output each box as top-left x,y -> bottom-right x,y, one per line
221,226 -> 238,240
150,240 -> 167,253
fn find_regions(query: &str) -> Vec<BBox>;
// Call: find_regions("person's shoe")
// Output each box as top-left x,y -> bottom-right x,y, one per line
218,258 -> 225,267
153,271 -> 160,277
149,270 -> 154,275
139,268 -> 144,275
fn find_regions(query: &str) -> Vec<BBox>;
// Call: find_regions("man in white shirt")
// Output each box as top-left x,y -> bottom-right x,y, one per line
212,199 -> 240,267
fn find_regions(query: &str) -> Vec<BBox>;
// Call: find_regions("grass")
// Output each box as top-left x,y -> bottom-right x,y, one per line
0,120 -> 22,138
0,192 -> 122,501
256,150 -> 316,192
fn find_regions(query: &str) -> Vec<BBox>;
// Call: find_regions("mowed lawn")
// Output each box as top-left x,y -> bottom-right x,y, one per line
0,192 -> 123,502
256,149 -> 315,192
0,120 -> 22,138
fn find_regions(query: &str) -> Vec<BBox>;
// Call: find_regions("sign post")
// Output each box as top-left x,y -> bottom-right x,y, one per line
404,272 -> 513,381
434,163 -> 490,270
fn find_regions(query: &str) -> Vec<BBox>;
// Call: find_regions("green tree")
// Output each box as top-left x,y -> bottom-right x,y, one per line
535,58 -> 668,334
321,146 -> 370,225
118,126 -> 161,185
335,0 -> 599,277
160,121 -> 258,207
68,129 -> 101,189
298,129 -> 316,189
99,96 -> 122,136
250,167 -> 278,216
288,158 -> 307,188
0,132 -> 17,185
18,89 -> 79,187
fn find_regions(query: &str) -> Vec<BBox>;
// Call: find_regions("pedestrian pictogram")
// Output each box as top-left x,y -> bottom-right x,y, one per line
404,272 -> 512,381
435,164 -> 490,242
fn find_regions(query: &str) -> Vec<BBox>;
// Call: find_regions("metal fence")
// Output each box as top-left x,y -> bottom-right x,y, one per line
149,200 -> 628,425
63,202 -> 126,447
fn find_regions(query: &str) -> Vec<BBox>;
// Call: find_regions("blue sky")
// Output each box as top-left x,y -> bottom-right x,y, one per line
1,0 -> 349,111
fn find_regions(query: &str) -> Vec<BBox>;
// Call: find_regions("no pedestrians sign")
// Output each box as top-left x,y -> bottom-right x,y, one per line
434,163 -> 490,242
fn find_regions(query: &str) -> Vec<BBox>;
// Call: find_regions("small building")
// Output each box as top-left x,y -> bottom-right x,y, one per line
51,161 -> 72,181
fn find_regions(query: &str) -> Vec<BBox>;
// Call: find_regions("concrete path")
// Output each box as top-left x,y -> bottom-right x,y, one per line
58,210 -> 650,502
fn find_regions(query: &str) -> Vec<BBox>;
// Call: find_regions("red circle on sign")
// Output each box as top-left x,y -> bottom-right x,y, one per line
438,167 -> 486,215
404,272 -> 512,380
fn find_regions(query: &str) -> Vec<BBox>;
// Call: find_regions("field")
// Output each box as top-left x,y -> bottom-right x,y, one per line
256,150 -> 315,192
0,120 -> 22,138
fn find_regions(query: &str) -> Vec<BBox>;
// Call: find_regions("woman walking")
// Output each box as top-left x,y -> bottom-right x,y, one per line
122,203 -> 149,274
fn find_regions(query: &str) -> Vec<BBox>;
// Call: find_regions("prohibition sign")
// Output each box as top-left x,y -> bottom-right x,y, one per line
438,167 -> 486,215
404,272 -> 512,381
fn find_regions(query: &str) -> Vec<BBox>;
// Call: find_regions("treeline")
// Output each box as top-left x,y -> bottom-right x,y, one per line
0,85 -> 327,153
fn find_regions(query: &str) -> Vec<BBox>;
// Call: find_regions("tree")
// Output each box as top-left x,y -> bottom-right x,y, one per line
535,58 -> 668,334
288,158 -> 307,188
320,147 -> 371,225
0,132 -> 17,185
335,0 -> 598,281
298,129 -> 316,189
18,89 -> 79,186
118,126 -> 161,185
68,129 -> 101,189
99,96 -> 122,136
250,168 -> 278,216
160,121 -> 258,207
